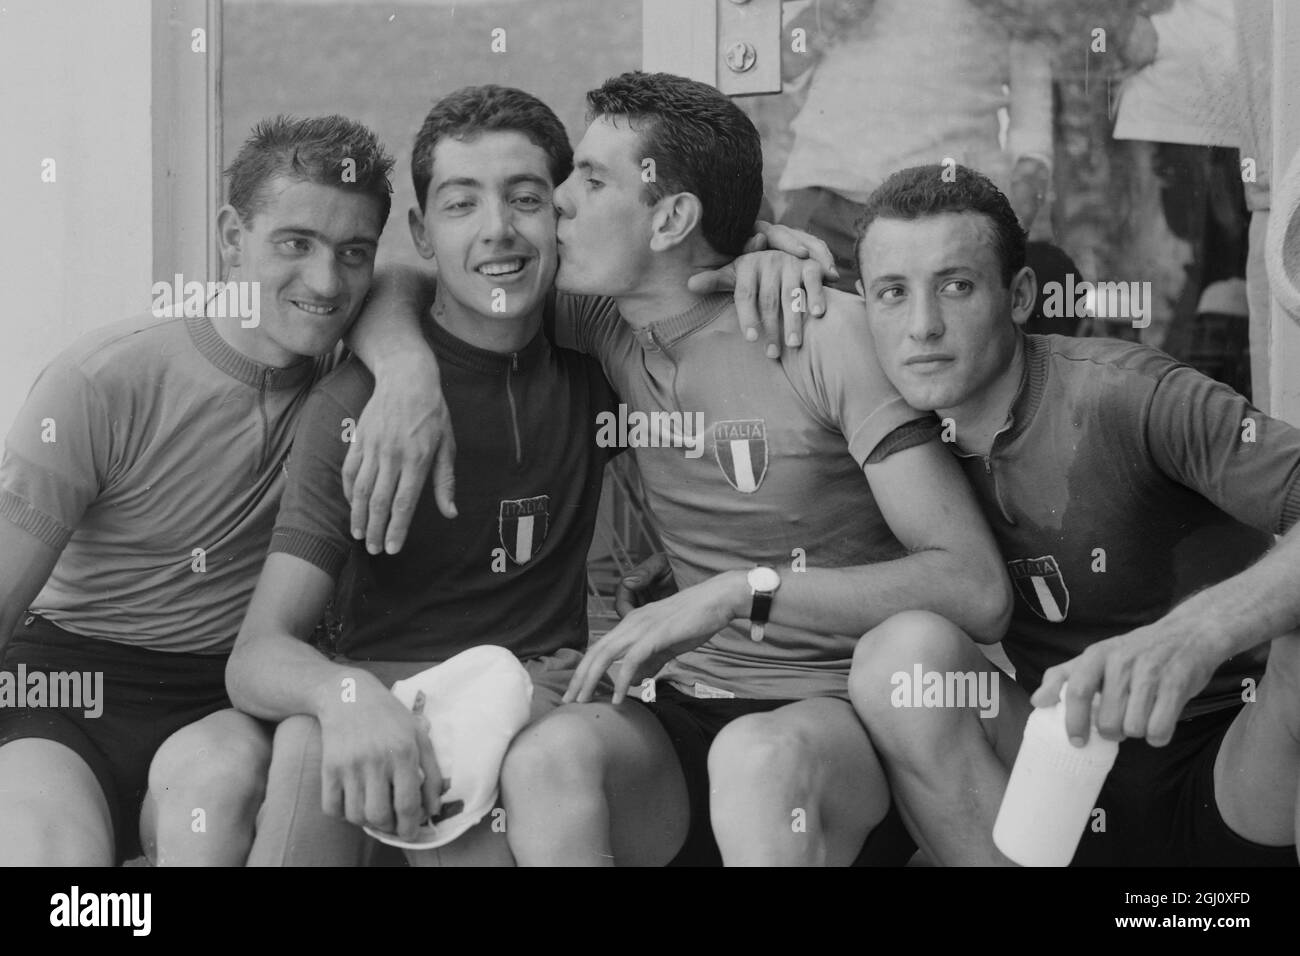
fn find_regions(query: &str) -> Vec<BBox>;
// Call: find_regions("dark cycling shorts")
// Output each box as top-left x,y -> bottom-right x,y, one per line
0,613 -> 232,862
1072,702 -> 1296,866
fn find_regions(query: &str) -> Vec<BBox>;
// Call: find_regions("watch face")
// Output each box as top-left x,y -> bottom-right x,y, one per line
748,566 -> 780,592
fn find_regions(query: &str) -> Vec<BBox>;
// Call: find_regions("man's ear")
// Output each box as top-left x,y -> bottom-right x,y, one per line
408,206 -> 436,261
648,192 -> 703,253
1009,264 -> 1037,328
216,205 -> 245,269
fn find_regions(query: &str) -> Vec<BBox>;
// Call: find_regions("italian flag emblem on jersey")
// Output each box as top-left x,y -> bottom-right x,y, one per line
1007,554 -> 1070,622
499,495 -> 550,564
712,419 -> 768,493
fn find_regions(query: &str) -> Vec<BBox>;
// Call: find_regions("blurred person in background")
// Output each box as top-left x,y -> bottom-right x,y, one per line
776,0 -> 1054,292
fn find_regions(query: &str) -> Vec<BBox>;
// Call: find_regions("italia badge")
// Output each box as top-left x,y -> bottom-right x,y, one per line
1007,554 -> 1069,623
498,495 -> 550,564
713,419 -> 768,493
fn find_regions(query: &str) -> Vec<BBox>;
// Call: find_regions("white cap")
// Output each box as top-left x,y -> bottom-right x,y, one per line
364,644 -> 533,850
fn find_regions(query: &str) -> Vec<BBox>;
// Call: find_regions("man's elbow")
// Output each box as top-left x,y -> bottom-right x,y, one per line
939,549 -> 1012,644
966,563 -> 1013,644
224,630 -> 261,711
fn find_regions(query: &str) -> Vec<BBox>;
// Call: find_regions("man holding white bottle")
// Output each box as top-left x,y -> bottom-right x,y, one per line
845,163 -> 1300,866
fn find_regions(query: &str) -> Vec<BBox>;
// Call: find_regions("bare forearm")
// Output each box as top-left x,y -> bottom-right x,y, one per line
1163,524 -> 1300,662
725,549 -> 1009,643
227,633 -> 382,723
345,265 -> 438,372
0,529 -> 63,661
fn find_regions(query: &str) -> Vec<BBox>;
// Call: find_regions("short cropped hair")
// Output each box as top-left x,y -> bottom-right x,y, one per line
225,115 -> 395,229
854,164 -> 1027,287
411,85 -> 573,210
586,71 -> 762,258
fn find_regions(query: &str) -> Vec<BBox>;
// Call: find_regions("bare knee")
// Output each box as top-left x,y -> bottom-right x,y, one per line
149,715 -> 271,812
501,707 -> 608,801
852,611 -> 971,673
1265,632 -> 1300,690
709,714 -> 818,801
0,740 -> 113,865
1,793 -> 113,865
1260,631 -> 1300,742
499,707 -> 627,865
707,714 -> 842,864
850,611 -> 972,724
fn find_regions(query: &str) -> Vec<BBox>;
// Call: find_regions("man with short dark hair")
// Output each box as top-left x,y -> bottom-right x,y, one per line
230,80 -> 850,866
498,72 -> 1011,866
847,163 -> 1300,865
227,86 -> 622,867
0,115 -> 437,866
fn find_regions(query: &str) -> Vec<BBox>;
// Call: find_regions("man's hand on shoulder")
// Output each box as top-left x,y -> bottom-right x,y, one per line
344,264 -> 455,552
686,220 -> 839,357
344,348 -> 457,556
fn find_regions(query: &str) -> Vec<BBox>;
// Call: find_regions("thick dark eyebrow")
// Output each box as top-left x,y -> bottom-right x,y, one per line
268,227 -> 377,248
434,177 -> 482,193
504,173 -> 551,189
869,266 -> 974,287
434,173 -> 551,194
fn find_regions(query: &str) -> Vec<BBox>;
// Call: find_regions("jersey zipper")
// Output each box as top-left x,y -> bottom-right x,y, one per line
953,417 -> 1016,525
505,351 -> 522,466
647,328 -> 689,418
982,417 -> 1016,525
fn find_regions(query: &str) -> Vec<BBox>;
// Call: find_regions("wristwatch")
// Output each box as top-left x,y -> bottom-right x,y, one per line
746,566 -> 781,642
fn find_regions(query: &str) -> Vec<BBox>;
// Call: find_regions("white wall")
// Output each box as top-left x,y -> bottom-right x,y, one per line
0,1 -> 154,430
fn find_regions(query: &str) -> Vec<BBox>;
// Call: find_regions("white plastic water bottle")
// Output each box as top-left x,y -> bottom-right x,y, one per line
992,685 -> 1120,866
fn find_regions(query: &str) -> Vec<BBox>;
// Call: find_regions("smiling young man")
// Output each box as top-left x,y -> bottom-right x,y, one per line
241,78 -> 860,866
847,163 -> 1300,866
227,86 -> 621,867
495,72 -> 1010,867
0,115 -> 440,866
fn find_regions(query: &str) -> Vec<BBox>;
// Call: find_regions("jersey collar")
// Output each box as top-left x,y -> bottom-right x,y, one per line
423,309 -> 549,375
185,313 -> 317,390
632,294 -> 732,351
1004,333 -> 1049,444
